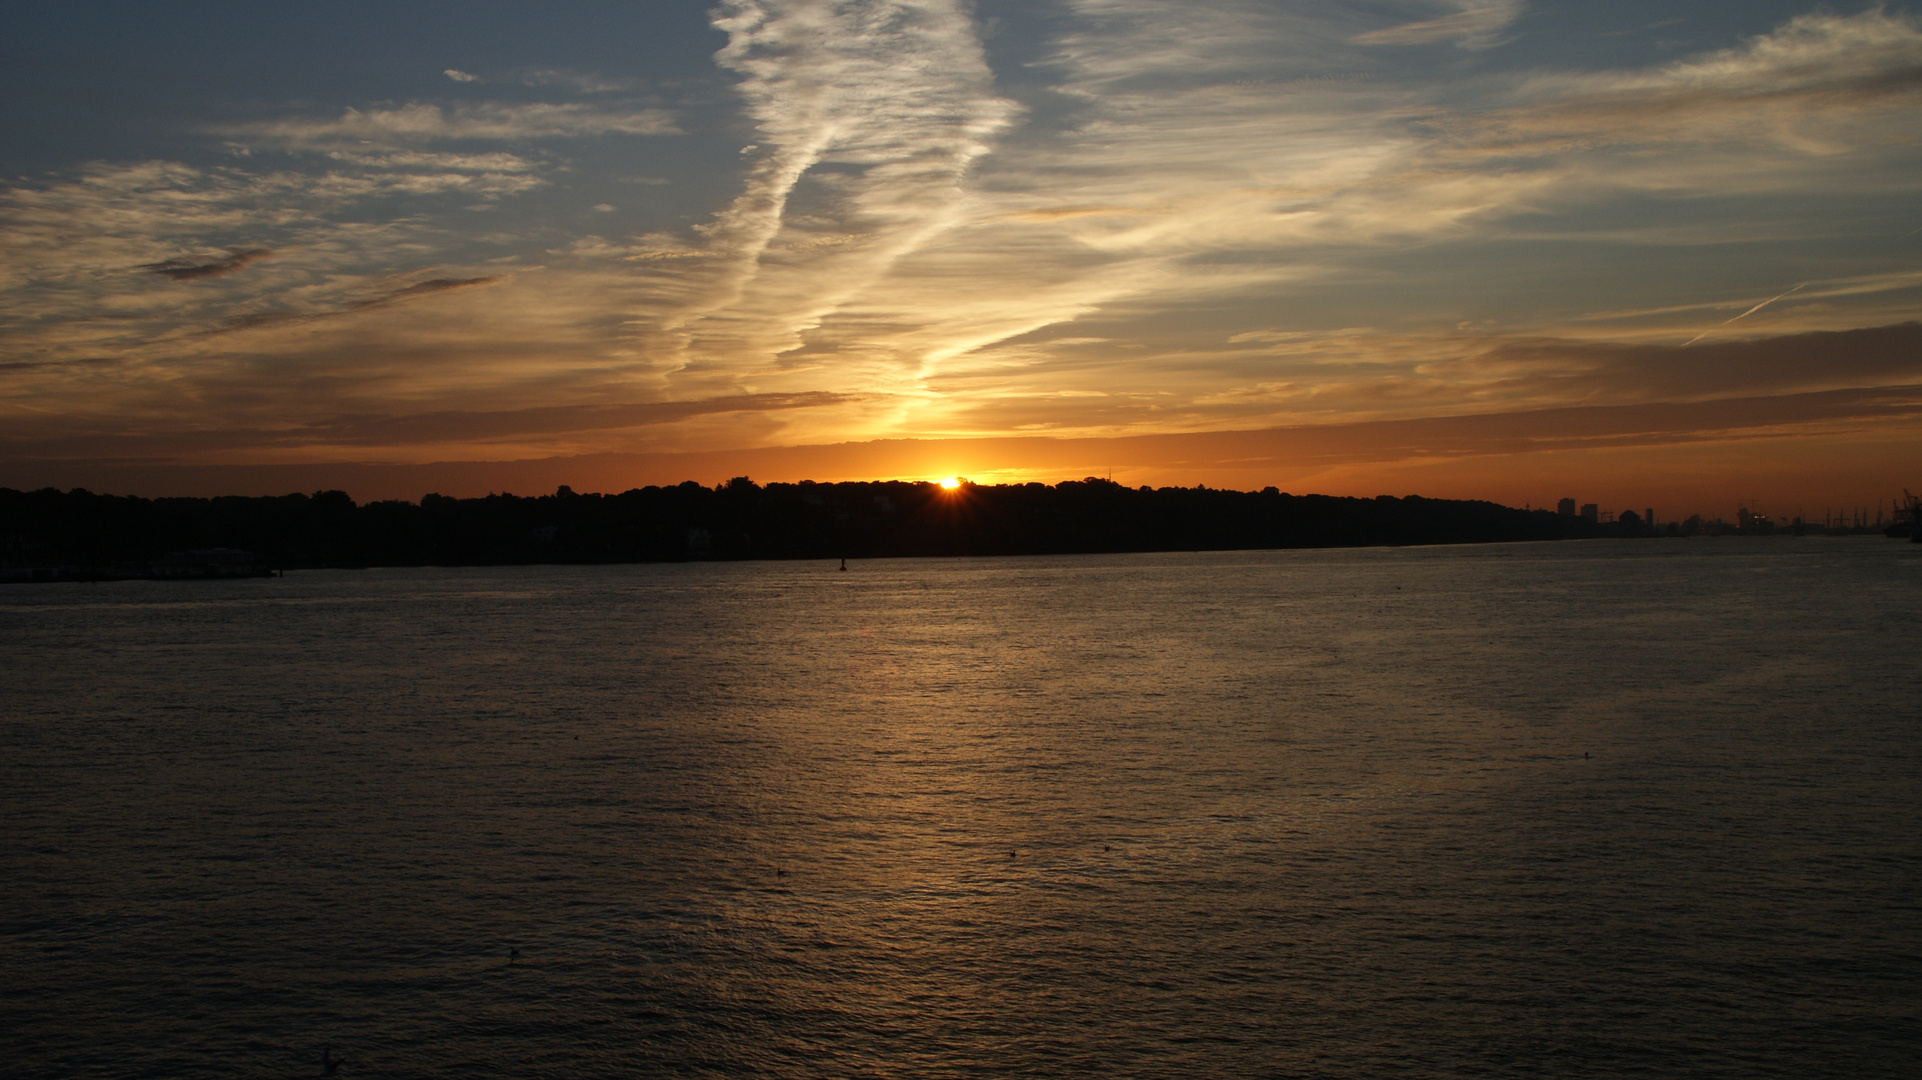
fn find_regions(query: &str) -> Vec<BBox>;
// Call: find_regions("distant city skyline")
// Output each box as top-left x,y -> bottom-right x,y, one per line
3,1 -> 1919,516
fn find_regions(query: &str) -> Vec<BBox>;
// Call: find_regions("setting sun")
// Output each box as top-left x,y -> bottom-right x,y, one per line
938,477 -> 961,490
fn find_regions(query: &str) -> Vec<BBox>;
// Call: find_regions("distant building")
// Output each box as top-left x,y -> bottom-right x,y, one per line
1557,498 -> 1576,517
1580,503 -> 1599,523
1644,508 -> 1655,527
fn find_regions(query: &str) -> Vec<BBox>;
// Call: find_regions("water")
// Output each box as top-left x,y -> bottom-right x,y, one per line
3,539 -> 1918,1077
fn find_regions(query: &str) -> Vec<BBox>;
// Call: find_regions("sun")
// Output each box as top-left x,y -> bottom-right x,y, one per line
938,477 -> 961,490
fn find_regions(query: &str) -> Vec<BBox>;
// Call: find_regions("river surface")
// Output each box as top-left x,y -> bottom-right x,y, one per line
3,538 -> 1918,1077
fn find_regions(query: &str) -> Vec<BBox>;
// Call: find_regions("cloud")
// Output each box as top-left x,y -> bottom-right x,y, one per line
519,68 -> 635,94
376,276 -> 499,302
808,4 -> 1922,412
1353,2 -> 1525,49
320,149 -> 539,173
225,102 -> 680,146
1580,270 -> 1922,324
1437,10 -> 1922,163
11,385 -> 1915,506
652,0 -> 1017,363
907,319 -> 1922,441
1456,322 -> 1922,405
138,247 -> 274,281
214,276 -> 503,334
0,384 -> 854,461
444,69 -> 480,83
295,391 -> 849,447
1611,9 -> 1922,97
673,1 -> 1423,395
0,160 -> 536,369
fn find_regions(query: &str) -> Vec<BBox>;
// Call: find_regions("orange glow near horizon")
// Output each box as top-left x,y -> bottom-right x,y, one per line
9,410 -> 1917,523
938,477 -> 962,490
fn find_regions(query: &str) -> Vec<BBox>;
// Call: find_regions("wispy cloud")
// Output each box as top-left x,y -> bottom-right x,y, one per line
922,322 -> 1922,438
288,391 -> 848,448
519,68 -> 636,94
443,69 -> 480,83
138,247 -> 274,281
1353,1 -> 1526,49
1442,11 -> 1922,164
0,390 -> 854,461
1682,283 -> 1806,345
225,102 -> 679,146
652,0 -> 1017,366
0,157 -> 541,402
212,276 -> 503,335
1446,322 -> 1922,406
1580,270 -> 1922,324
812,3 -> 1922,424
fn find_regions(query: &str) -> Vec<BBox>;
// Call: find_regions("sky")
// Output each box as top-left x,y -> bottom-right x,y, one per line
2,1 -> 1919,519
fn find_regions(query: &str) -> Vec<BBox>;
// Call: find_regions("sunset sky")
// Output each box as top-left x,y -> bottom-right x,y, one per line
4,1 -> 1919,518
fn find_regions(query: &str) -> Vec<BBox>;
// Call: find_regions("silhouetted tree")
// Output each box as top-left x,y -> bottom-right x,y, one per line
1,480 -> 1579,572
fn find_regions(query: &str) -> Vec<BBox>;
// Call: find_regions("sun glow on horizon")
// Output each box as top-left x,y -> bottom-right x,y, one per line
938,477 -> 962,490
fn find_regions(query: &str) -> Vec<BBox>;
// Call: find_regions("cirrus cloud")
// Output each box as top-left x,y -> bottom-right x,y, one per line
223,102 -> 680,147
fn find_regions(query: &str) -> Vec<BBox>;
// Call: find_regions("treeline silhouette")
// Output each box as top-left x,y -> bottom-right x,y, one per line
2,478 -> 1602,571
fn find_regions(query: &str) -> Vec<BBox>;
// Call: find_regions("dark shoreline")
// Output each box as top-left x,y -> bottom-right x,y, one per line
2,479 -> 1905,578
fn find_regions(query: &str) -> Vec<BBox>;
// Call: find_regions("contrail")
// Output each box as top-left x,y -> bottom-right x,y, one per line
658,0 -> 1015,364
1683,282 -> 1805,346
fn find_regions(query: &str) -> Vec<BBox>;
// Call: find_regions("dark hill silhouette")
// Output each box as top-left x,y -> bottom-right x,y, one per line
0,478 -> 1606,573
